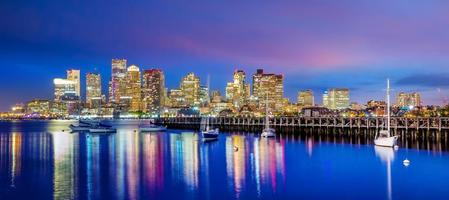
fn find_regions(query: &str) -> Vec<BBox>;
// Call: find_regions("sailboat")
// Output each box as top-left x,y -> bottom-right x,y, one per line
374,79 -> 398,147
201,117 -> 219,140
261,93 -> 275,137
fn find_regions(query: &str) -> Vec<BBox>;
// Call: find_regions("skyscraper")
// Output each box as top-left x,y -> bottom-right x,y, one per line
86,73 -> 102,108
125,65 -> 142,112
142,69 -> 165,114
252,69 -> 284,112
109,59 -> 127,104
323,91 -> 329,108
53,78 -> 77,102
324,88 -> 350,110
180,73 -> 200,107
226,70 -> 249,109
67,69 -> 80,97
297,90 -> 314,107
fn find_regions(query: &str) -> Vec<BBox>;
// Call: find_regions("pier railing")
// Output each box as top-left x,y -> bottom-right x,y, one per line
156,116 -> 449,131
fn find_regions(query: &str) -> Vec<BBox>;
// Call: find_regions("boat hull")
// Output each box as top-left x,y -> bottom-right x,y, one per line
261,128 -> 275,137
202,129 -> 219,140
374,136 -> 399,147
69,124 -> 90,131
140,127 -> 167,132
89,128 -> 117,133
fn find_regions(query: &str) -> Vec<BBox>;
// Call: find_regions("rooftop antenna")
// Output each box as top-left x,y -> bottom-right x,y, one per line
207,74 -> 211,104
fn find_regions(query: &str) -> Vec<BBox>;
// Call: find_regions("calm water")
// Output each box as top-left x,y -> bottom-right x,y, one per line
1,120 -> 449,200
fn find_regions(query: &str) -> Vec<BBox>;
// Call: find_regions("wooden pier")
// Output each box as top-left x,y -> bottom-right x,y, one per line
156,116 -> 449,132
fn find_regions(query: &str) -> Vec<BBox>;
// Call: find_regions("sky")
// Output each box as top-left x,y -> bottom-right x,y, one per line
2,0 -> 449,111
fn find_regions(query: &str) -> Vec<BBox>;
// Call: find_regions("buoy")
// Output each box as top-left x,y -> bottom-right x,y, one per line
403,159 -> 410,167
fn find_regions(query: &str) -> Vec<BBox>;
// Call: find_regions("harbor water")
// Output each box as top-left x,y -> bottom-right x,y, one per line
1,120 -> 449,200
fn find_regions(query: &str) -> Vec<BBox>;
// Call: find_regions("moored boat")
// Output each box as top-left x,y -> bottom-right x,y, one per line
374,79 -> 398,147
201,117 -> 219,140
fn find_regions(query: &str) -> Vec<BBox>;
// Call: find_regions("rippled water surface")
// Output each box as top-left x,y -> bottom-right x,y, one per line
1,120 -> 449,200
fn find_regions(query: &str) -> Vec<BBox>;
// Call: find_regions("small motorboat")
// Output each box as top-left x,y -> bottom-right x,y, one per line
139,124 -> 167,132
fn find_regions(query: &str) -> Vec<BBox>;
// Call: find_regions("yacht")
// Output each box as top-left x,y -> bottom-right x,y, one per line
374,79 -> 399,147
201,117 -> 219,140
69,119 -> 99,131
89,123 -> 116,133
261,94 -> 275,138
139,123 -> 167,132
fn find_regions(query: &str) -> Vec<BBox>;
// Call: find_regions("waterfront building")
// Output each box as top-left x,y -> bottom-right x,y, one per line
125,65 -> 142,112
252,69 -> 284,112
142,69 -> 165,114
26,99 -> 51,115
211,90 -> 223,103
397,92 -> 421,108
86,73 -> 102,108
324,88 -> 350,110
11,104 -> 25,114
168,89 -> 185,107
226,70 -> 249,109
180,73 -> 200,107
66,69 -> 80,97
109,58 -> 127,104
297,90 -> 314,107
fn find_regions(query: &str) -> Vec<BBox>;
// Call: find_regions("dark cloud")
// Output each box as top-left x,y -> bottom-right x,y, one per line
396,74 -> 449,88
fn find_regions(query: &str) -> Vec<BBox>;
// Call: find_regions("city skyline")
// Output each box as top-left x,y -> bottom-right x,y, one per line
0,62 -> 436,112
3,1 -> 449,110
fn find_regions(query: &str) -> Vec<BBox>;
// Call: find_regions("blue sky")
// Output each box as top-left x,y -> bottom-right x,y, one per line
1,0 -> 449,111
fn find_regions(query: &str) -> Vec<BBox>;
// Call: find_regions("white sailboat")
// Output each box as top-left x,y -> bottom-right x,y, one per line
201,117 -> 219,140
261,94 -> 275,137
374,79 -> 398,147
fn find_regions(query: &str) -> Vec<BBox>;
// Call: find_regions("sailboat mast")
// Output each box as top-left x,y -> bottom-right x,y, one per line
265,93 -> 269,129
387,79 -> 391,132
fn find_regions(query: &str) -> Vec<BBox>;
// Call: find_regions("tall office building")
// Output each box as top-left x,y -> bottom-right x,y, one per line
396,92 -> 421,107
53,78 -> 77,102
252,69 -> 284,112
86,73 -> 102,108
324,88 -> 350,110
323,91 -> 329,108
226,70 -> 249,109
180,73 -> 200,107
297,90 -> 314,107
199,85 -> 209,105
109,59 -> 127,103
125,65 -> 142,111
67,69 -> 80,97
142,69 -> 165,114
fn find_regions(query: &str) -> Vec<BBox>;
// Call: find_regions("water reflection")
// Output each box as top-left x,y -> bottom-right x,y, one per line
142,133 -> 165,196
226,135 -> 247,198
52,132 -> 77,200
374,146 -> 396,200
10,132 -> 22,188
1,120 -> 449,200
